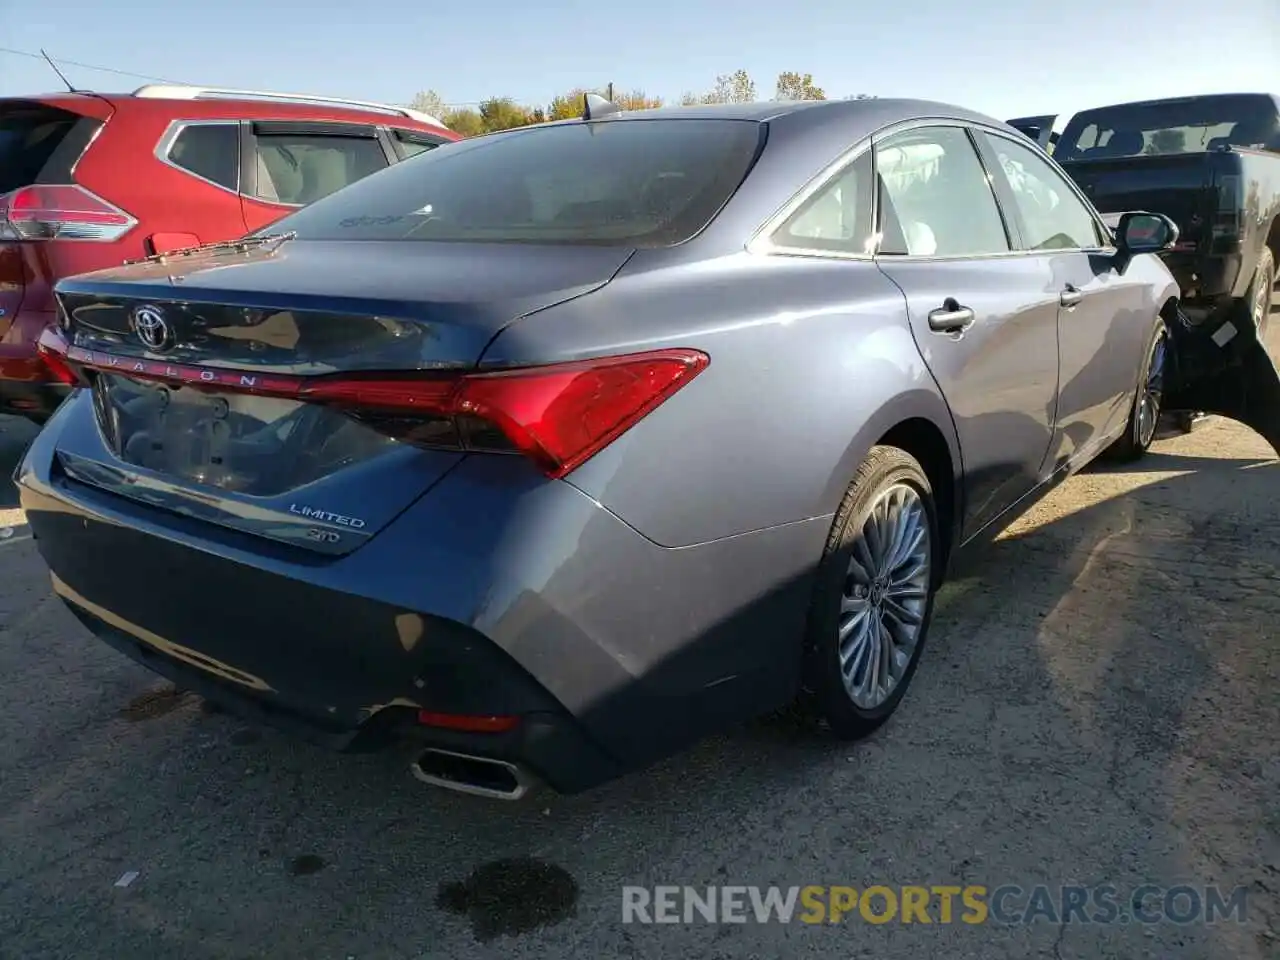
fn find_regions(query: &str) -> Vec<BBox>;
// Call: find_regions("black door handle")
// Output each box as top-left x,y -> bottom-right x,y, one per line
1060,284 -> 1084,307
928,298 -> 975,333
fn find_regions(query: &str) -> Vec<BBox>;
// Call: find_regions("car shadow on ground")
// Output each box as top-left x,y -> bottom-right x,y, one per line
1,422 -> 1276,960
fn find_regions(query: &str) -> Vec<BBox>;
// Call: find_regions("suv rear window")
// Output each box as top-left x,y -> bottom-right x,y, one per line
269,118 -> 766,246
0,102 -> 80,194
1057,95 -> 1280,161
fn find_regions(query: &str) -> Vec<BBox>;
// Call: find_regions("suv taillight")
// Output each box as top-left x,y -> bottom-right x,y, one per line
0,184 -> 137,242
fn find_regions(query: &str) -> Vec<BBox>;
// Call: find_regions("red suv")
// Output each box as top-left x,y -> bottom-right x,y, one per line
0,85 -> 459,421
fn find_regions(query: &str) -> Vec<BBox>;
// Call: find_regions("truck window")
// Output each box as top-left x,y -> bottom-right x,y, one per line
1057,95 -> 1280,161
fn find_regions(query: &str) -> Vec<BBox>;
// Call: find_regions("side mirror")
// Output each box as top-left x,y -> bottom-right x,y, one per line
1112,210 -> 1176,267
1113,211 -> 1178,273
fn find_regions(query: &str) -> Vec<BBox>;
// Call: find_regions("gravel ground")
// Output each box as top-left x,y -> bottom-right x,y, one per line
0,414 -> 1276,960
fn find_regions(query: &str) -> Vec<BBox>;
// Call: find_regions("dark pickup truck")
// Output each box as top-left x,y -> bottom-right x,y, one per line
1010,93 -> 1280,339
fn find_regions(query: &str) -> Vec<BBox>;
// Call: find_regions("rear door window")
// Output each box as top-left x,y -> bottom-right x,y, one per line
874,126 -> 1012,257
0,103 -> 80,194
165,122 -> 240,191
266,118 -> 766,246
249,123 -> 391,207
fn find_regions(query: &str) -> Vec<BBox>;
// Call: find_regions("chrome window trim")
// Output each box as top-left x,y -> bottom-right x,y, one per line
748,114 -> 1119,265
153,119 -> 242,197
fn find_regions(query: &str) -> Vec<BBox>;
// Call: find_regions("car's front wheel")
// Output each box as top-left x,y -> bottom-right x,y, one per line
802,445 -> 939,740
1104,322 -> 1166,462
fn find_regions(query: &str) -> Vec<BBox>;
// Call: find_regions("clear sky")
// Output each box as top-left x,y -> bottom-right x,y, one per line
1,0 -> 1276,126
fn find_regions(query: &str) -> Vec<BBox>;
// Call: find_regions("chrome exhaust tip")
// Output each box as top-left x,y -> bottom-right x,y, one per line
410,747 -> 535,801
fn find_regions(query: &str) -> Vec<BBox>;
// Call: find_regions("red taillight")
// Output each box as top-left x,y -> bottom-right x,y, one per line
300,350 -> 711,477
416,711 -> 521,733
35,340 -> 81,386
0,185 -> 137,242
39,327 -> 708,478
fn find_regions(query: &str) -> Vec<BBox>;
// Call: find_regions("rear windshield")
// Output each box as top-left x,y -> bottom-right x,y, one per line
268,118 -> 766,247
0,103 -> 79,194
1056,95 -> 1280,161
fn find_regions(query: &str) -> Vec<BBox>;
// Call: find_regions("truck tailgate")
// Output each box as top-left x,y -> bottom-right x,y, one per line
1058,153 -> 1214,247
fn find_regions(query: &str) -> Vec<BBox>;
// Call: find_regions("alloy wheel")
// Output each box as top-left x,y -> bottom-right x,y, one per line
1137,332 -> 1166,449
837,482 -> 932,709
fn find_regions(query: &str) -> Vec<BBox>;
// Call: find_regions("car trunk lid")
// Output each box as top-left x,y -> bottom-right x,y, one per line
49,238 -> 634,555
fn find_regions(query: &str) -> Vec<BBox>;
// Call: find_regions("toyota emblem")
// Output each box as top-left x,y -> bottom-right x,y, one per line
131,305 -> 172,351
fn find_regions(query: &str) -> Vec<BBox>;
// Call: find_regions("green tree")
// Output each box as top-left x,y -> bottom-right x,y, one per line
408,89 -> 448,120
547,89 -> 592,121
546,87 -> 664,121
774,72 -> 825,101
613,89 -> 663,111
701,70 -> 755,104
442,107 -> 485,136
478,97 -> 534,133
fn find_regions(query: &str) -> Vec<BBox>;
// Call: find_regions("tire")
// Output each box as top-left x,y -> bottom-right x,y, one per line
1244,246 -> 1275,341
801,445 -> 940,740
1103,321 -> 1167,462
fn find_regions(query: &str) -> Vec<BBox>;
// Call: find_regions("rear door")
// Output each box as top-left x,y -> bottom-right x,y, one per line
871,123 -> 1059,538
239,120 -> 395,232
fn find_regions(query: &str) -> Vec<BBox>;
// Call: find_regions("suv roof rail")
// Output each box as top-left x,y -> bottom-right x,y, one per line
131,84 -> 448,129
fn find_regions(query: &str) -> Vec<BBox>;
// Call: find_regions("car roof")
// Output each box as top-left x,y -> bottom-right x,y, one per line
1071,92 -> 1277,112
592,97 -> 1012,135
5,88 -> 454,135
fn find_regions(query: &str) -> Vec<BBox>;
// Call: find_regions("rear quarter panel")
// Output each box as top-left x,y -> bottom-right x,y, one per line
480,250 -> 961,548
75,104 -> 247,261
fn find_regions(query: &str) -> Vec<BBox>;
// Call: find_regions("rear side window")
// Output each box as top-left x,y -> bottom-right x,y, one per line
252,132 -> 389,206
166,123 -> 239,191
0,103 -> 80,194
772,150 -> 874,255
268,118 -> 766,246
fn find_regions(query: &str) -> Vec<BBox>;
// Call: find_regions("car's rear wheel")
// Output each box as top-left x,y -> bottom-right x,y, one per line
802,446 -> 939,740
1104,322 -> 1166,462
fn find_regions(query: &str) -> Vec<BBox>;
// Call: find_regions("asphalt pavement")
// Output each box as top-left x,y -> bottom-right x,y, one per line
0,413 -> 1276,959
